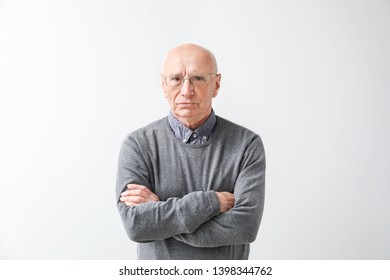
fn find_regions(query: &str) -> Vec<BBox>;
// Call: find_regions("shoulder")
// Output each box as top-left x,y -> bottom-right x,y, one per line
126,117 -> 167,138
216,116 -> 262,141
121,117 -> 168,147
215,116 -> 265,154
216,116 -> 266,165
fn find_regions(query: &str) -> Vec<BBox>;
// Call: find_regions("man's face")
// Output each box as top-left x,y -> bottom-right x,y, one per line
161,45 -> 221,128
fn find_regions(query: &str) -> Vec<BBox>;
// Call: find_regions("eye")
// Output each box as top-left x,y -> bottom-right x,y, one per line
169,75 -> 183,82
193,75 -> 206,82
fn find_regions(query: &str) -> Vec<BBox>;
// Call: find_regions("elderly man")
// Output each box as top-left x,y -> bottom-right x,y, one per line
116,43 -> 266,259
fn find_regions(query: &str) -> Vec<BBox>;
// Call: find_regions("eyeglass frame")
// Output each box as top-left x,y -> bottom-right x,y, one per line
161,73 -> 220,87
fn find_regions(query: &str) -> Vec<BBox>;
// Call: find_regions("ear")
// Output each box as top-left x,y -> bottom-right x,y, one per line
161,75 -> 167,98
212,73 -> 221,98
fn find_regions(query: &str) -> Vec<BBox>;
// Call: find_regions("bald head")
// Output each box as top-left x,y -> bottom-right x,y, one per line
162,43 -> 218,75
161,43 -> 221,130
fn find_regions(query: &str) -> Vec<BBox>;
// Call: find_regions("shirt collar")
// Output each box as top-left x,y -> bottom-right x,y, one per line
168,110 -> 216,143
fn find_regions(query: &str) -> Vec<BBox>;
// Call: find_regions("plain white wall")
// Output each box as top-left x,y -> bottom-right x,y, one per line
0,0 -> 389,259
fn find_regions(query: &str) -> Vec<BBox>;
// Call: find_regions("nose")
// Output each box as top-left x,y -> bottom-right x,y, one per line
180,79 -> 194,97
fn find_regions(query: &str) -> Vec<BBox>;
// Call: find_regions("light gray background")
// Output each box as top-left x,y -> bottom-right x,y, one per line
1,0 -> 389,259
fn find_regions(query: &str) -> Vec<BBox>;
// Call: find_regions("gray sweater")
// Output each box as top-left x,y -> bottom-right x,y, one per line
116,116 -> 266,259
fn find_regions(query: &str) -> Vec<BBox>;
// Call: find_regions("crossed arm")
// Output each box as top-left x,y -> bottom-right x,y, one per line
120,184 -> 235,213
116,135 -> 265,248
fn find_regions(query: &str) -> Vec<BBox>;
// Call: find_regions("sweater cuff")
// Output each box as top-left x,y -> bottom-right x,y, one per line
206,191 -> 221,217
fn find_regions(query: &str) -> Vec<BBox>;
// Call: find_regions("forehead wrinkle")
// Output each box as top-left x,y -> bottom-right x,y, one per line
163,61 -> 208,77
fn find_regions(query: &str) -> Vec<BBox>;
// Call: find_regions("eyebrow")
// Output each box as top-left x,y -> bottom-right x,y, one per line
168,71 -> 206,76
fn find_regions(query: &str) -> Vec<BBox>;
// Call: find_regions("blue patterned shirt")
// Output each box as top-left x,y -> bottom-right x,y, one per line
168,110 -> 217,144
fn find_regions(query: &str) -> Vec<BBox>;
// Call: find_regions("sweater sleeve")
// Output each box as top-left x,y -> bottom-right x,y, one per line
116,135 -> 221,243
173,135 -> 266,247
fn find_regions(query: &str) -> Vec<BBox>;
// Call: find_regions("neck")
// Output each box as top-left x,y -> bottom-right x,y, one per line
174,111 -> 212,130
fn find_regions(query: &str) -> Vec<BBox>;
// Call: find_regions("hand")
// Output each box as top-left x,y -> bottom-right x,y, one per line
120,184 -> 160,206
215,192 -> 235,213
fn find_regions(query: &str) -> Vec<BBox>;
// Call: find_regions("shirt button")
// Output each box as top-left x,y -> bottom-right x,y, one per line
182,139 -> 186,142
203,136 -> 207,140
193,133 -> 197,138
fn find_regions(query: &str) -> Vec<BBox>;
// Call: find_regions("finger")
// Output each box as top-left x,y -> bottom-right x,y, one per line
121,191 -> 158,202
120,196 -> 135,202
125,201 -> 138,207
121,189 -> 147,197
128,184 -> 150,193
127,184 -> 151,195
123,195 -> 146,204
121,193 -> 159,204
127,184 -> 159,200
127,184 -> 147,190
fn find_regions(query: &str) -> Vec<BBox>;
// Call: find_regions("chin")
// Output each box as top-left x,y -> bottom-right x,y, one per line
175,109 -> 198,117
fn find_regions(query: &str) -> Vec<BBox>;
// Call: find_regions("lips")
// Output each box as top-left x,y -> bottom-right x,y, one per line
177,102 -> 196,106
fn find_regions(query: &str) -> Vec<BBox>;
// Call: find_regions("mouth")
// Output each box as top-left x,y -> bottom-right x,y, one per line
177,102 -> 196,106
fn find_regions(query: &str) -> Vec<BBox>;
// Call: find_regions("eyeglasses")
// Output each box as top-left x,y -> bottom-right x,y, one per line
162,73 -> 218,87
